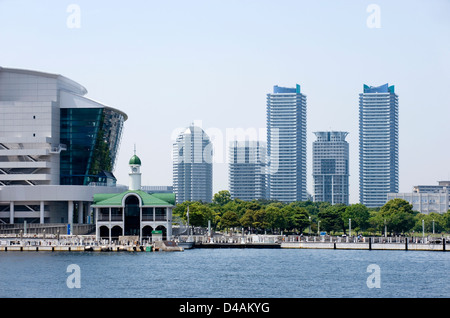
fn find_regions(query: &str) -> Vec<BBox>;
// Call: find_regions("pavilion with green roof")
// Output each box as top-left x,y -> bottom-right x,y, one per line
92,153 -> 175,243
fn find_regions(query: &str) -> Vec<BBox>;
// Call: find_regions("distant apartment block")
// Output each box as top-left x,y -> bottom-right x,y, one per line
228,140 -> 267,201
359,83 -> 399,208
266,84 -> 307,203
388,181 -> 450,214
312,131 -> 349,205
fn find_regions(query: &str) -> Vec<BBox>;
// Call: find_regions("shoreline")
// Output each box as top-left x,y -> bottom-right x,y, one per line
1,241 -> 448,253
1,234 -> 448,252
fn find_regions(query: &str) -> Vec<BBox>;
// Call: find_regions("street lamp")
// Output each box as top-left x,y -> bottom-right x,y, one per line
318,221 -> 321,236
422,219 -> 425,239
349,218 -> 351,237
309,216 -> 311,235
433,220 -> 435,235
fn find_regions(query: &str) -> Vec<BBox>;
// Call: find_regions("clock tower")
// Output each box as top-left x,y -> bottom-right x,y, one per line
128,150 -> 142,191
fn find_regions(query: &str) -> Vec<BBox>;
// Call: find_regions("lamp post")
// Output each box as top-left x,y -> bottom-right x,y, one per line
318,221 -> 321,236
422,219 -> 425,240
432,220 -> 435,235
384,219 -> 387,238
349,218 -> 351,237
309,216 -> 311,235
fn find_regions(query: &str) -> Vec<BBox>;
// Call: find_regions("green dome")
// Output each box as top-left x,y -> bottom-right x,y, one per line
129,154 -> 141,165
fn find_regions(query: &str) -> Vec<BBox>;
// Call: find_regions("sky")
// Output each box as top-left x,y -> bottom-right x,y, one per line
0,0 -> 449,203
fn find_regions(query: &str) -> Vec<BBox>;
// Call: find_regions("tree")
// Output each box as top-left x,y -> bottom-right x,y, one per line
443,211 -> 450,232
240,209 -> 256,233
413,212 -> 445,234
173,201 -> 215,231
343,203 -> 370,233
218,211 -> 240,232
367,210 -> 380,235
283,204 -> 310,233
378,198 -> 416,235
265,205 -> 287,233
212,190 -> 232,206
318,204 -> 345,234
253,209 -> 268,233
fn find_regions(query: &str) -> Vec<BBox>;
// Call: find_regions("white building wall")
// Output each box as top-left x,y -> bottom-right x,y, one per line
387,191 -> 449,214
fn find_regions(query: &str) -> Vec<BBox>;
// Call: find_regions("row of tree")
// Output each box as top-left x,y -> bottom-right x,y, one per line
173,190 -> 450,236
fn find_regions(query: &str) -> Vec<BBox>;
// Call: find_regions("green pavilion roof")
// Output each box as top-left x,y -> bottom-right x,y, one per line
129,154 -> 141,165
92,190 -> 175,207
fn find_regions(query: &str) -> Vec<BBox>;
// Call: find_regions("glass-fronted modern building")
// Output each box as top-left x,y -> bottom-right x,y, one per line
60,107 -> 124,185
312,131 -> 349,205
0,67 -> 127,225
359,83 -> 398,208
172,124 -> 213,203
267,85 -> 307,203
228,140 -> 267,201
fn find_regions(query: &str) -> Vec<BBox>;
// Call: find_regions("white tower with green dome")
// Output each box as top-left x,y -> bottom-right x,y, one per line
129,151 -> 142,191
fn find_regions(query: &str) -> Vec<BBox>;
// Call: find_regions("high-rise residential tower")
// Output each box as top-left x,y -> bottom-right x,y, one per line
173,124 -> 213,203
266,84 -> 307,203
312,131 -> 349,205
359,83 -> 399,208
228,140 -> 267,201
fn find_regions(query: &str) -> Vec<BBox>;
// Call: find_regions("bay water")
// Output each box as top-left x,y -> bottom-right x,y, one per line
1,248 -> 449,298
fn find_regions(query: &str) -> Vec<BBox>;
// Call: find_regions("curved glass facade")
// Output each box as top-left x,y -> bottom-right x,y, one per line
60,107 -> 125,185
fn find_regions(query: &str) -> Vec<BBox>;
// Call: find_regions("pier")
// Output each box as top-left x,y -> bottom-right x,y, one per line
281,235 -> 449,252
1,233 -> 449,252
176,234 -> 450,251
0,234 -> 183,252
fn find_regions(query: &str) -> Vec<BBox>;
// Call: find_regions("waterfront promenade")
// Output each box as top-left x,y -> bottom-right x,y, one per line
1,233 -> 449,252
0,234 -> 181,252
281,235 -> 449,251
177,234 -> 450,251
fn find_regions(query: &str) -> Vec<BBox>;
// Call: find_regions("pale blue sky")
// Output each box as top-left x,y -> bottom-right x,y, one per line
1,0 -> 449,203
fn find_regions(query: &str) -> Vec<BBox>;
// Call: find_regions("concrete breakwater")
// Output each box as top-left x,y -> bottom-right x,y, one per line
178,234 -> 450,251
0,243 -> 182,252
0,235 -> 183,252
281,236 -> 449,252
1,233 -> 448,252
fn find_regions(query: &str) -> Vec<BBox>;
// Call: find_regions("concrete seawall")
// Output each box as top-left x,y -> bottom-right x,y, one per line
0,244 -> 180,252
281,241 -> 448,251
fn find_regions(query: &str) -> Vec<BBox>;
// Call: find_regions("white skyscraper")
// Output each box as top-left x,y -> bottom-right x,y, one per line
267,85 -> 307,203
359,83 -> 399,208
172,124 -> 213,203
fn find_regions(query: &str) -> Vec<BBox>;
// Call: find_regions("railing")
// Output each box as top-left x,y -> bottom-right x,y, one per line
0,223 -> 95,235
284,235 -> 450,244
49,144 -> 67,154
96,215 -> 166,222
97,214 -> 109,221
173,233 -> 450,245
